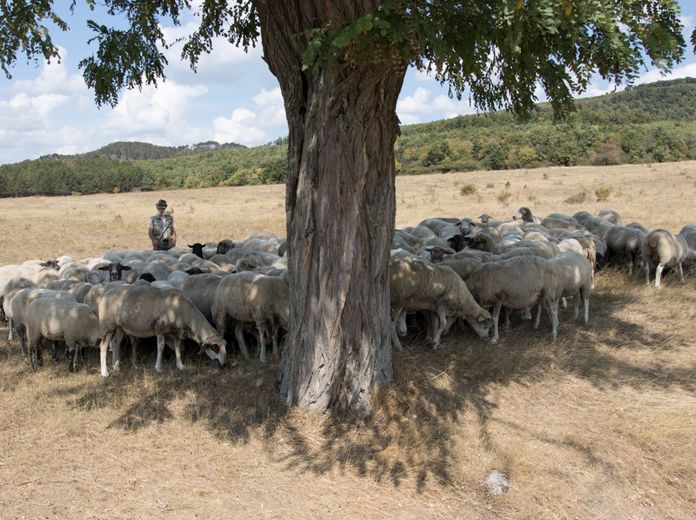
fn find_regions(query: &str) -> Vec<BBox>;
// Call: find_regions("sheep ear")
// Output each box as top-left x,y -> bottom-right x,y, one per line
188,244 -> 194,248
97,265 -> 110,271
122,266 -> 132,271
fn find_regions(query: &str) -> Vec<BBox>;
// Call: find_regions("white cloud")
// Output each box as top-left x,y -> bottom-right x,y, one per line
252,87 -> 286,127
213,108 -> 266,144
106,80 -> 208,135
160,21 -> 262,85
397,87 -> 474,124
634,62 -> 696,85
397,87 -> 432,117
13,46 -> 86,96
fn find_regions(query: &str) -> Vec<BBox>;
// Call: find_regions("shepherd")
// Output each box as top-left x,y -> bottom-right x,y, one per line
148,199 -> 177,251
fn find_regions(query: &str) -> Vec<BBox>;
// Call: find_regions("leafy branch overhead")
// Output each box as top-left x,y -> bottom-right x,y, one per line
0,0 -> 693,116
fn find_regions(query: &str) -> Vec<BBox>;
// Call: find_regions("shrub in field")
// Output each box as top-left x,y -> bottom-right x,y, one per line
565,191 -> 589,204
595,187 -> 612,202
460,184 -> 477,196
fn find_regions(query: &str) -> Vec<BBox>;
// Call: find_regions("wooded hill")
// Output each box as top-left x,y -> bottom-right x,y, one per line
1,78 -> 694,198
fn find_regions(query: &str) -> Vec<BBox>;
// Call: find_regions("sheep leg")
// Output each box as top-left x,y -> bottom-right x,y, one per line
503,308 -> 510,331
678,262 -> 685,283
395,308 -> 407,337
573,296 -> 580,321
257,323 -> 267,363
174,338 -> 186,371
390,319 -> 402,351
71,344 -> 80,372
7,317 -> 13,342
271,325 -> 280,357
111,330 -> 123,372
431,309 -> 448,350
655,263 -> 664,288
644,259 -> 651,285
533,305 -> 542,330
99,332 -> 113,377
560,297 -> 568,310
234,322 -> 250,359
544,297 -> 559,341
18,327 -> 28,358
27,329 -> 40,372
154,335 -> 166,374
582,288 -> 590,324
130,337 -> 139,368
490,301 -> 502,345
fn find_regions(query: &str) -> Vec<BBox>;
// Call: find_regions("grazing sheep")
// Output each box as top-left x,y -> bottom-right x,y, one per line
7,288 -> 77,354
389,257 -> 491,350
513,207 -> 541,224
418,218 -> 463,240
598,209 -> 623,227
606,226 -> 646,274
641,229 -> 693,288
626,222 -> 649,234
180,273 -> 225,324
466,256 -> 560,344
140,259 -> 171,281
679,224 -> 696,249
546,252 -> 592,324
212,272 -> 289,363
24,298 -> 101,371
97,285 -> 227,377
189,243 -> 205,258
216,239 -> 236,255
1,277 -> 35,326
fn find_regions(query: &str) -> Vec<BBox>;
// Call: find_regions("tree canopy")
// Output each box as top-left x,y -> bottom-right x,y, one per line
1,1 -> 692,115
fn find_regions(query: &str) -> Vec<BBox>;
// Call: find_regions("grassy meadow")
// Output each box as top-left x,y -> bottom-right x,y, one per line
1,161 -> 696,519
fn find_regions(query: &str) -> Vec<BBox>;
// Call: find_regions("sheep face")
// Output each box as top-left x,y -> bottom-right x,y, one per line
189,243 -> 205,258
216,240 -> 234,255
98,262 -> 132,281
513,207 -> 533,222
465,311 -> 492,340
204,336 -> 227,367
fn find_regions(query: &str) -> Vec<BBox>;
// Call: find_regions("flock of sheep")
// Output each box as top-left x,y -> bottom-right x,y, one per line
1,207 -> 695,376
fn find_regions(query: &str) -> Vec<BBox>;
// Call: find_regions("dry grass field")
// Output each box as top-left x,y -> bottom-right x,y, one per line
1,161 -> 696,519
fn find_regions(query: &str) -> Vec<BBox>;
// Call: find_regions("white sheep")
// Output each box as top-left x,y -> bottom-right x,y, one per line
7,288 -> 77,355
24,298 -> 101,371
97,285 -> 227,377
466,256 -> 560,344
546,252 -> 592,324
606,226 -> 646,274
212,272 -> 289,363
389,257 -> 492,350
641,229 -> 694,288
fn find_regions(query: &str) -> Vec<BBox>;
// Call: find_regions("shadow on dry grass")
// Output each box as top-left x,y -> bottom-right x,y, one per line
5,273 -> 694,493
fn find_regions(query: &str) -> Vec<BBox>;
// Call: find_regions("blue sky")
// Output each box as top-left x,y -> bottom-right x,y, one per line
0,2 -> 694,165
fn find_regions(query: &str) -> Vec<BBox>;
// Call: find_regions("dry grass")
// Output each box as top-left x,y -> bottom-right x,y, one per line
1,161 -> 696,518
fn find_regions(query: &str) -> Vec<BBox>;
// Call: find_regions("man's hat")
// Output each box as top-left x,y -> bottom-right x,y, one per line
156,199 -> 167,208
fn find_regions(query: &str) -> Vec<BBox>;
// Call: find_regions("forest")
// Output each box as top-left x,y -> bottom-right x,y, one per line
0,78 -> 694,198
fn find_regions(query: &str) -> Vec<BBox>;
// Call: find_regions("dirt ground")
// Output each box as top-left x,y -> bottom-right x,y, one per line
1,161 -> 696,519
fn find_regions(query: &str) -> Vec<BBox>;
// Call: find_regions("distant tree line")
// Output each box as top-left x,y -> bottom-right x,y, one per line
0,78 -> 694,198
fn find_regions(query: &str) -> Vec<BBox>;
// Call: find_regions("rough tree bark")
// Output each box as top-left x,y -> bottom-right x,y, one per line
256,1 -> 407,415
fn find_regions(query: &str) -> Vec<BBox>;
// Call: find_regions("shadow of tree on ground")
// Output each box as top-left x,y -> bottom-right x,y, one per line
7,276 -> 693,492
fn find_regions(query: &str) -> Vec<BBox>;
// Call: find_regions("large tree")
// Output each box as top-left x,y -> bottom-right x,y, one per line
1,0 -> 691,415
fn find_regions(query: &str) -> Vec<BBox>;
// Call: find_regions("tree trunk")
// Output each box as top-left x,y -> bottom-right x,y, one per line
256,1 -> 407,415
